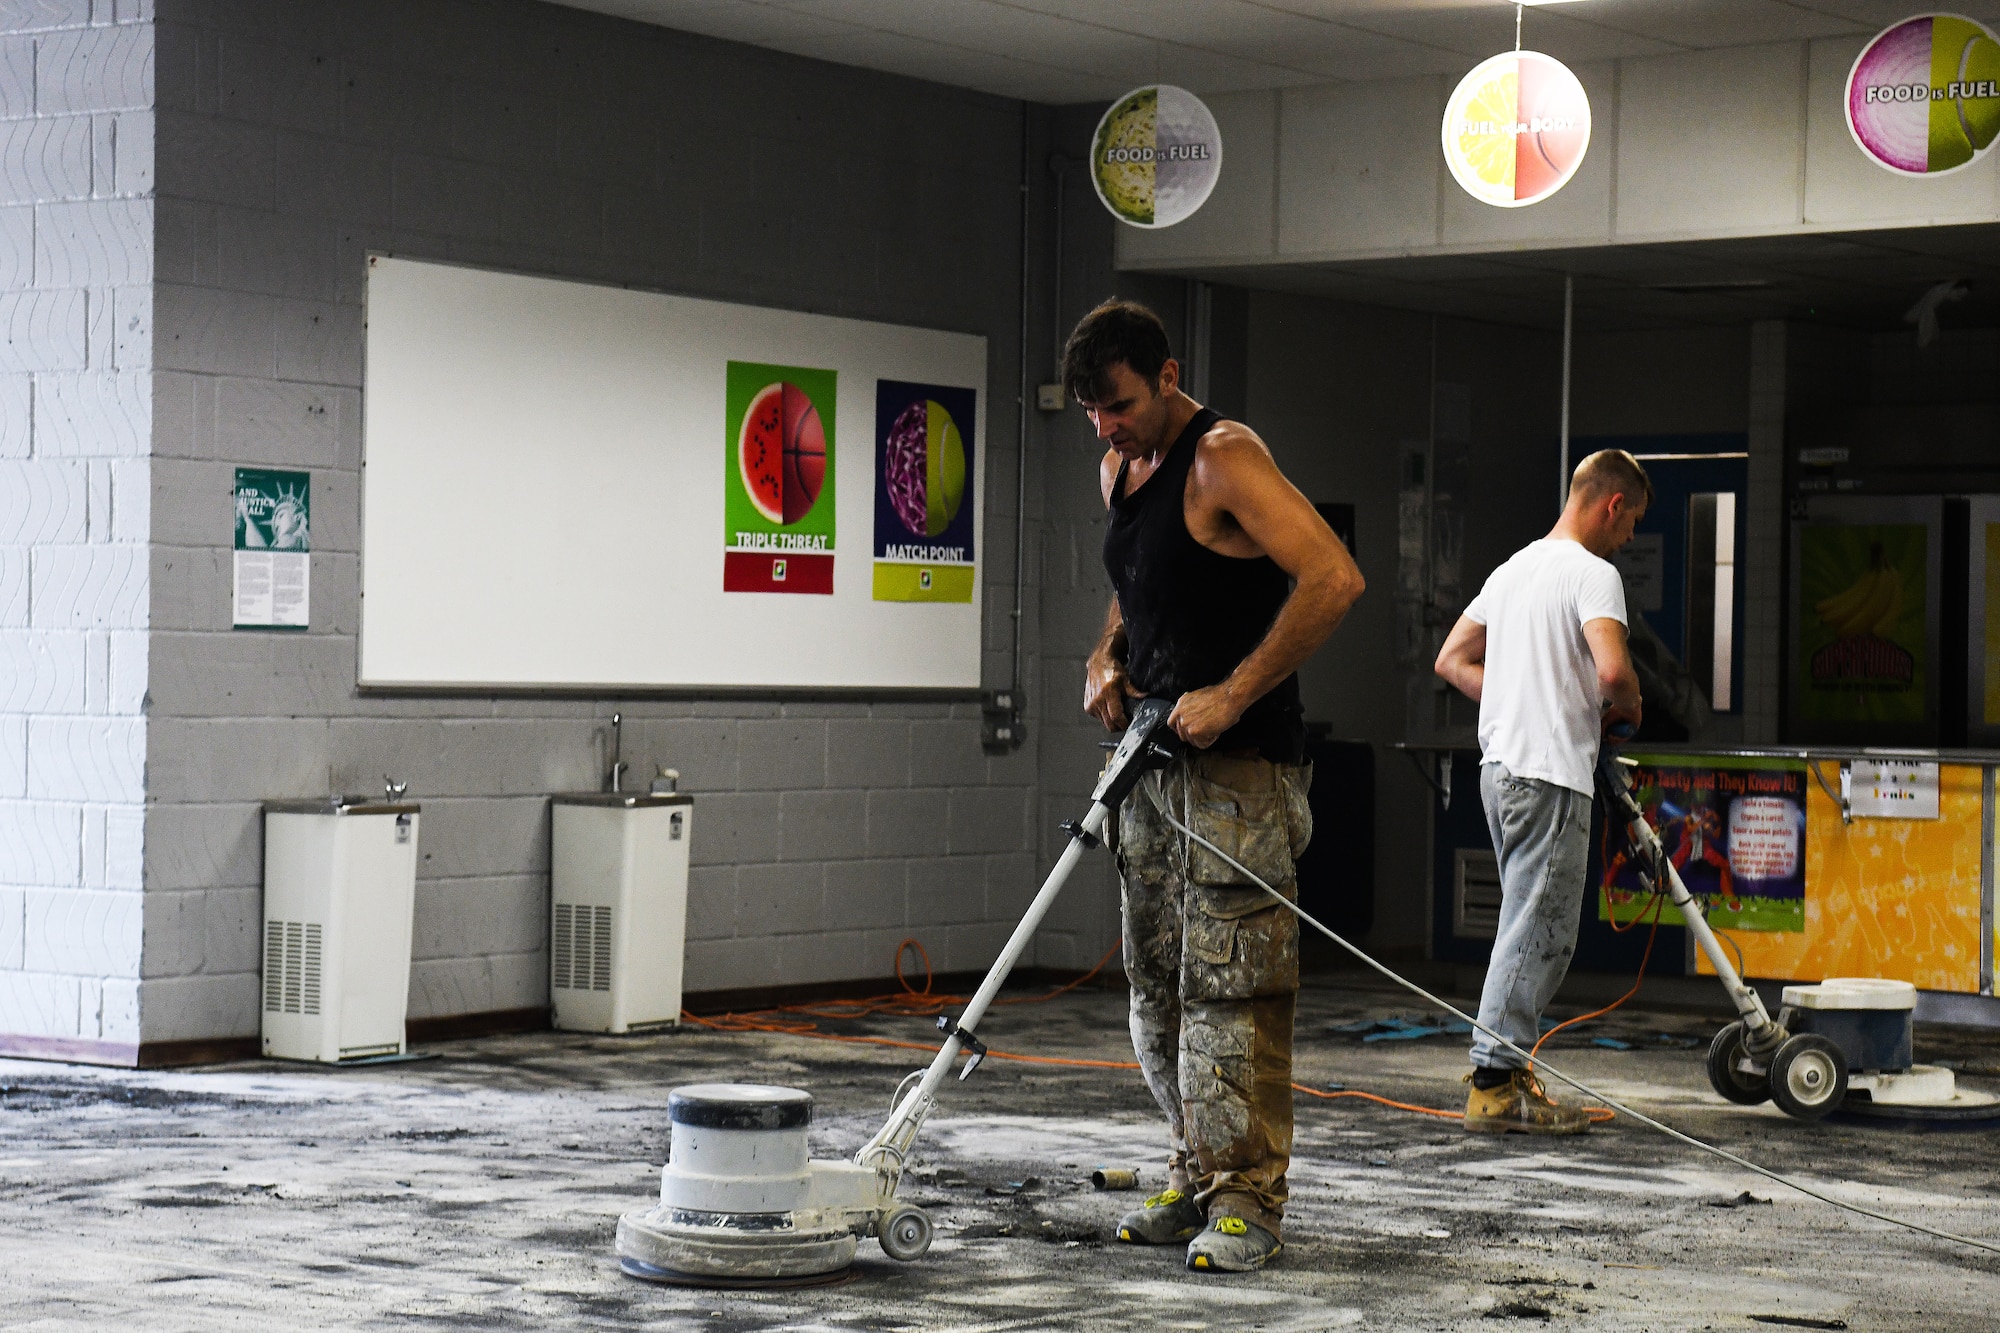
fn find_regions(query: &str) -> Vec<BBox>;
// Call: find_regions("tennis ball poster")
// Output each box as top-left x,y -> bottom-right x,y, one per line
1089,85 -> 1222,229
873,380 -> 976,603
1847,13 -> 2000,176
723,361 -> 837,595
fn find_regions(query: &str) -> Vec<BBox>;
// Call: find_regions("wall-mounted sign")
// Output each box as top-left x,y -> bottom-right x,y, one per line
1599,757 -> 1807,934
1442,51 -> 1591,207
1844,759 -> 1942,819
873,380 -> 976,603
233,467 -> 310,629
1846,14 -> 2000,176
1090,85 -> 1221,228
724,361 -> 836,595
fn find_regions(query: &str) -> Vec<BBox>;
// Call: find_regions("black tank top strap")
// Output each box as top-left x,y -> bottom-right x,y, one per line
1101,406 -> 1305,764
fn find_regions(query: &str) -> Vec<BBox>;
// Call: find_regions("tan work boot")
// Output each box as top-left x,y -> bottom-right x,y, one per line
1463,1069 -> 1591,1135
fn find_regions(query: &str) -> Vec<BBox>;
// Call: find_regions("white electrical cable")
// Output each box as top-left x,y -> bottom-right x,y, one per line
1143,783 -> 2000,1260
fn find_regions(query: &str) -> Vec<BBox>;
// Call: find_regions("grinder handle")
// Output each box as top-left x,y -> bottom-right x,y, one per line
1088,696 -> 1182,810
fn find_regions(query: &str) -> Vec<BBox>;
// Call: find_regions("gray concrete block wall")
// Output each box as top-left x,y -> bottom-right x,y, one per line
137,0 -> 1041,1044
0,0 -> 154,1055
1020,106 -> 1195,975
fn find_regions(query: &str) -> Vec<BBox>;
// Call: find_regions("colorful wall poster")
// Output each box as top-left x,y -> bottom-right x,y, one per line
1442,50 -> 1591,207
872,380 -> 976,603
1795,522 -> 1929,724
233,467 -> 310,629
1090,85 -> 1222,229
1599,756 -> 1806,933
723,361 -> 836,595
1845,14 -> 2000,177
1698,763 -> 1984,993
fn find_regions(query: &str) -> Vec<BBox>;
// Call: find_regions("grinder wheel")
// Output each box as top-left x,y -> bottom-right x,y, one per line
1769,1033 -> 1849,1121
1706,1021 -> 1772,1106
879,1205 -> 934,1262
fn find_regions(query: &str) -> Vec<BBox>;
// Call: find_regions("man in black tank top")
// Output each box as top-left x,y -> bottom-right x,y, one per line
1064,300 -> 1364,1273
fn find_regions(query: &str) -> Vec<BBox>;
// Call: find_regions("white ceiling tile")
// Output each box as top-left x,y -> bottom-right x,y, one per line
1558,0 -> 1863,48
549,0 -> 2000,117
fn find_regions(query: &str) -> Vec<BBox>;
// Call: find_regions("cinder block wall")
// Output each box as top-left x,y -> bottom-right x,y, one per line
137,0 -> 1041,1047
1022,104 -> 1191,974
0,3 -> 154,1060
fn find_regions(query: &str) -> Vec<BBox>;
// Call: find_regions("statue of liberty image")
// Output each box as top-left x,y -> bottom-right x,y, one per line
235,476 -> 310,551
267,485 -> 309,550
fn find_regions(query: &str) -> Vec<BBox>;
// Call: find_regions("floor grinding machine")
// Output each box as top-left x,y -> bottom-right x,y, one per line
1597,751 -> 1997,1124
615,699 -> 1184,1286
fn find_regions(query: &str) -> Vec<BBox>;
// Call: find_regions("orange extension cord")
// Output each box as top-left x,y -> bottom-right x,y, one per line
678,925 -> 1676,1127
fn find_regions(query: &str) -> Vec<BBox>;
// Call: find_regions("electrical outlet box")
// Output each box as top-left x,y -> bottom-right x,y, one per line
1036,383 -> 1065,412
982,688 -> 1027,753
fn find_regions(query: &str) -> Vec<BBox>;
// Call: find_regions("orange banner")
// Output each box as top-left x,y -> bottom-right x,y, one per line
1697,763 -> 1983,992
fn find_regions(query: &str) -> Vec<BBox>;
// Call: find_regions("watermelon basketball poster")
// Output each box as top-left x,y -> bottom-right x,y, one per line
873,380 -> 976,602
724,361 -> 836,594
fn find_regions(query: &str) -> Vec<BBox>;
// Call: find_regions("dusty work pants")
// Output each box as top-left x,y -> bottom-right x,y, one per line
1468,761 -> 1593,1072
1117,750 -> 1312,1239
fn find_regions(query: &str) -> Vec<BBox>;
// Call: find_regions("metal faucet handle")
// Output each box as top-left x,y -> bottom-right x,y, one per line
384,776 -> 409,802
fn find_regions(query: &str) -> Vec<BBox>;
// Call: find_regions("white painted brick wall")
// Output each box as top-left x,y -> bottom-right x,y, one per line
0,3 -> 152,1051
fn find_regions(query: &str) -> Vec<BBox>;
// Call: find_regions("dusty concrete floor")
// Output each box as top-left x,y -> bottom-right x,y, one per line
3,975 -> 1999,1330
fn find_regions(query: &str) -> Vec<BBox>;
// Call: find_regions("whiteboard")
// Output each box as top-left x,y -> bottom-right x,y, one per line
359,258 -> 988,690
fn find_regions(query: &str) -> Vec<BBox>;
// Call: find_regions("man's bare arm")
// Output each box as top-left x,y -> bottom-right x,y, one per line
1584,617 -> 1642,731
1084,596 -> 1131,731
1434,615 -> 1487,703
1170,429 -> 1365,748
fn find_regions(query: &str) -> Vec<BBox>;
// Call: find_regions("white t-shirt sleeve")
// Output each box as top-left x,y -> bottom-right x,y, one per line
1575,559 -> 1628,627
1464,591 -> 1488,625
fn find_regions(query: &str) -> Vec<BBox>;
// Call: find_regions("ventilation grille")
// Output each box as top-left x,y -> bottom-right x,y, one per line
1453,850 -> 1504,940
553,903 -> 613,992
263,920 -> 323,1014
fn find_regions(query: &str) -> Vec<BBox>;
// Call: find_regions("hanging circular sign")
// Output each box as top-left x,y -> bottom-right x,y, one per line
1090,85 -> 1222,228
1846,13 -> 2000,176
1442,51 -> 1591,208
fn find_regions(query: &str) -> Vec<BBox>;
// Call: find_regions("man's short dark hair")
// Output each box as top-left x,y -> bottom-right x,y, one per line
1571,449 -> 1654,508
1062,299 -> 1172,405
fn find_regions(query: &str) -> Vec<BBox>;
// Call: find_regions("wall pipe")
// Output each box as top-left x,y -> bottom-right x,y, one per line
1010,103 -> 1032,711
1559,271 -> 1573,511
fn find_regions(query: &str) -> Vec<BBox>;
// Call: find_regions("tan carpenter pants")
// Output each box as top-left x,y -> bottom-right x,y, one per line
1117,750 -> 1312,1238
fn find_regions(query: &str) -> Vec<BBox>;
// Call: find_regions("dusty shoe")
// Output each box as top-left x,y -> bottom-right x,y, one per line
1463,1069 -> 1591,1135
1116,1189 -> 1205,1244
1186,1216 -> 1281,1272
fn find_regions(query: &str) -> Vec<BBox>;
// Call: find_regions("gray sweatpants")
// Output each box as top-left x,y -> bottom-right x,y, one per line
1468,761 -> 1593,1072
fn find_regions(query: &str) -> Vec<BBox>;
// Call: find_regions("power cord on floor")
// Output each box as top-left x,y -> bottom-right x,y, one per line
1148,790 -> 2000,1261
683,934 -> 1494,1121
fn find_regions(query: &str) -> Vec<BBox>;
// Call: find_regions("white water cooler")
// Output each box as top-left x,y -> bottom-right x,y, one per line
261,797 -> 420,1063
550,791 -> 693,1033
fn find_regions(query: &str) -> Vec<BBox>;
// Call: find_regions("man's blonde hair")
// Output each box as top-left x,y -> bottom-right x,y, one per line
1570,449 -> 1653,507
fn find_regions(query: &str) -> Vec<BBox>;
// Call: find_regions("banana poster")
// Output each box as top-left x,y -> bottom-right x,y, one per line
1796,523 -> 1929,724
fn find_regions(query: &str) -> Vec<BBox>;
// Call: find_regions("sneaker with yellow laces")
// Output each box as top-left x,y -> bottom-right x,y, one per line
1185,1216 -> 1281,1272
1115,1189 -> 1205,1244
1463,1068 -> 1591,1135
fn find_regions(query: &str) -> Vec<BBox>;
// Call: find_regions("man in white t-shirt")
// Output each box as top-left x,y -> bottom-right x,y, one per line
1433,450 -> 1649,1134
